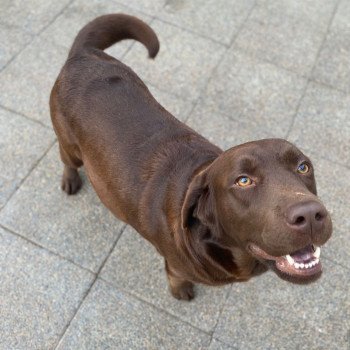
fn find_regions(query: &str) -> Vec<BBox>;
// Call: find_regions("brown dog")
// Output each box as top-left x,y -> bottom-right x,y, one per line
50,14 -> 332,300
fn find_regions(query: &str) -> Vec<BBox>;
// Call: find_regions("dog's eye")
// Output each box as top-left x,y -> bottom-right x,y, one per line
297,163 -> 309,174
236,176 -> 253,187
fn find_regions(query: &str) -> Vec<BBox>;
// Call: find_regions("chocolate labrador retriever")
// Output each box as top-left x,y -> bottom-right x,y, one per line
50,14 -> 332,300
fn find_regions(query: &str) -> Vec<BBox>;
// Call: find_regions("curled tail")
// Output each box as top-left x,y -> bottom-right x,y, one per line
69,14 -> 159,58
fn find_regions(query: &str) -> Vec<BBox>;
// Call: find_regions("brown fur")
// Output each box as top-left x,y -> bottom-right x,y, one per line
50,14 -> 332,300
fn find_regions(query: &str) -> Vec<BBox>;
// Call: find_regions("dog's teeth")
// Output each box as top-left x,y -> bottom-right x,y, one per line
315,258 -> 319,264
295,262 -> 301,269
300,263 -> 305,269
313,246 -> 321,259
286,254 -> 294,265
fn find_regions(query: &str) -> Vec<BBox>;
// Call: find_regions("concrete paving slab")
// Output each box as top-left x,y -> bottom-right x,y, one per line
0,144 -> 124,272
312,0 -> 350,92
0,175 -> 17,209
311,157 -> 350,269
0,107 -> 55,183
186,103 -> 281,151
200,49 -> 307,138
113,0 -> 166,14
0,33 -> 67,126
0,0 -> 71,35
234,0 -> 338,76
100,226 -> 232,333
0,23 -> 33,70
288,82 -> 350,168
0,227 -> 94,350
209,338 -> 237,350
159,0 -> 255,45
147,84 -> 194,122
44,0 -> 153,57
123,19 -> 226,101
214,263 -> 350,349
56,279 -> 211,349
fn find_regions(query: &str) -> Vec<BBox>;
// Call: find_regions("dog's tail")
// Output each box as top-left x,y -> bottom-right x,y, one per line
68,14 -> 159,59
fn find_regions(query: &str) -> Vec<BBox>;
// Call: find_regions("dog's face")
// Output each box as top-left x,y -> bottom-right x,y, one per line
183,139 -> 332,282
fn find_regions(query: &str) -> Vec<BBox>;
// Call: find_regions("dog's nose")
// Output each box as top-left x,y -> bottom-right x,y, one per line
285,201 -> 327,235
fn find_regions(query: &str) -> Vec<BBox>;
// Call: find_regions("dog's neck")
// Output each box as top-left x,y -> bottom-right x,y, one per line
176,219 -> 261,284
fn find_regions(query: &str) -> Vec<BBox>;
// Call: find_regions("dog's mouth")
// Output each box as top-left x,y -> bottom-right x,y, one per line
248,243 -> 322,278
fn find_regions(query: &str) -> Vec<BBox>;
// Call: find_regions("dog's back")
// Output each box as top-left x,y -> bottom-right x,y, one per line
50,14 -> 220,231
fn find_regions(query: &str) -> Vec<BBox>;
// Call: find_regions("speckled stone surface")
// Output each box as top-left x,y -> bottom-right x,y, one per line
100,226 -> 232,333
112,0 -> 166,14
0,145 -> 125,272
0,176 -> 17,209
44,0 -> 153,55
200,49 -> 307,138
160,0 -> 255,45
310,157 -> 350,269
147,84 -> 194,122
234,0 -> 338,76
0,107 -> 55,181
123,19 -> 226,101
288,82 -> 350,167
0,33 -> 67,126
56,279 -> 211,349
0,227 -> 94,350
209,338 -> 237,350
0,0 -> 349,348
214,264 -> 350,350
312,0 -> 350,92
0,23 -> 33,70
186,103 -> 281,151
0,0 -> 71,35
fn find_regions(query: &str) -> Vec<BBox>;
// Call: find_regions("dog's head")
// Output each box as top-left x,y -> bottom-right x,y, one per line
181,139 -> 332,282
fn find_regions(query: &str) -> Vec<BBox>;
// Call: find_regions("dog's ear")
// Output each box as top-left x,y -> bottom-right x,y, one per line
181,170 -> 216,229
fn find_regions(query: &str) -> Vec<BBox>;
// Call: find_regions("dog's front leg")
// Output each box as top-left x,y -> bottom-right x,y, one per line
165,260 -> 194,301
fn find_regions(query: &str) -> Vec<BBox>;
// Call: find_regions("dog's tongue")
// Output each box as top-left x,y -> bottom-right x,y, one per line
290,245 -> 314,262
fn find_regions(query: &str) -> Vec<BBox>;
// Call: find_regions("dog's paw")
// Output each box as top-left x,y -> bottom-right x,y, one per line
170,282 -> 195,301
61,173 -> 82,195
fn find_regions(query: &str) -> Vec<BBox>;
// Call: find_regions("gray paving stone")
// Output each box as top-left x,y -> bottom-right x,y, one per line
147,84 -> 194,122
0,107 -> 55,183
186,103 -> 281,151
123,19 -> 226,101
0,227 -> 94,350
56,279 -> 211,350
312,0 -> 350,92
234,0 -> 337,76
0,1 -> 150,127
209,338 -> 237,350
0,176 -> 17,209
45,0 -> 153,57
214,263 -> 350,350
100,226 -> 231,333
311,157 -> 350,269
159,0 -> 255,45
288,82 -> 350,168
200,49 -> 307,138
0,144 -> 124,272
112,0 -> 166,14
0,33 -> 67,126
0,0 -> 71,35
0,23 -> 32,70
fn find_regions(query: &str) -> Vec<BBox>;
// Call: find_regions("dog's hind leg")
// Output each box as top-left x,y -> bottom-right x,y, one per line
59,144 -> 83,195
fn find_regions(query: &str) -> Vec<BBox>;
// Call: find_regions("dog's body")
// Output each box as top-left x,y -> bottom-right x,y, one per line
51,14 -> 332,300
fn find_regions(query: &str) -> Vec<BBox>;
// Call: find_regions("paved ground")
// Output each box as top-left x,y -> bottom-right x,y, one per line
0,0 -> 349,349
